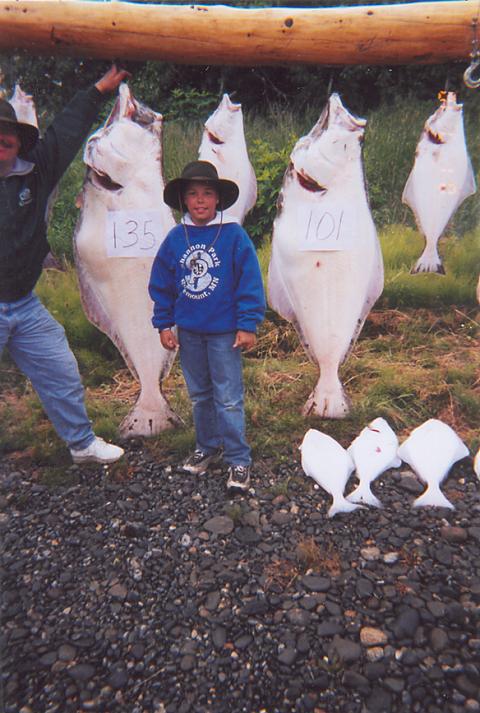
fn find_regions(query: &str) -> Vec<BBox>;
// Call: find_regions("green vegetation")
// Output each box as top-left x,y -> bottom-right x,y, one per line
0,89 -> 479,472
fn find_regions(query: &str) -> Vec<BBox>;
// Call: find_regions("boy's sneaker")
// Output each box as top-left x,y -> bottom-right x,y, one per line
227,464 -> 251,493
181,448 -> 223,475
70,437 -> 124,464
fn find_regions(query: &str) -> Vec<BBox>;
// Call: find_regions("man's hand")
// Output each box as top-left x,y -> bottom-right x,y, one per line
95,64 -> 131,94
233,330 -> 257,351
160,328 -> 178,351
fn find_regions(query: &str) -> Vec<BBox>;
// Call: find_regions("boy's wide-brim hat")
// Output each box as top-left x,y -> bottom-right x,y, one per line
164,160 -> 239,211
0,99 -> 39,154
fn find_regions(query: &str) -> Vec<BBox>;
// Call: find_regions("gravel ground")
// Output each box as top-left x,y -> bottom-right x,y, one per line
1,442 -> 480,713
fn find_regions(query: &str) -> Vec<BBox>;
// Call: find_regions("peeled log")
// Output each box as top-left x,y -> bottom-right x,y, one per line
0,0 -> 477,66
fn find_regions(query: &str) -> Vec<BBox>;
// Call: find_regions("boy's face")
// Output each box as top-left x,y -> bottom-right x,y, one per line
183,180 -> 219,226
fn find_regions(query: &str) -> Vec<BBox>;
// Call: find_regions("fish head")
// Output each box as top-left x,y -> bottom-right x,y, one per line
84,83 -> 164,195
199,93 -> 246,164
290,93 -> 366,195
9,84 -> 38,128
423,92 -> 463,145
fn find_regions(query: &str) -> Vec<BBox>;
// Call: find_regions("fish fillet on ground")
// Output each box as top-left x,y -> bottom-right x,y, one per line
347,417 -> 401,507
300,428 -> 360,518
397,419 -> 469,509
402,92 -> 476,274
74,84 -> 179,438
268,94 -> 383,418
198,93 -> 256,224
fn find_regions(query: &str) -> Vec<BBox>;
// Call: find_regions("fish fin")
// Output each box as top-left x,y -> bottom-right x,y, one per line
328,497 -> 362,518
347,485 -> 382,508
267,249 -> 297,323
413,486 -> 454,510
74,252 -> 139,382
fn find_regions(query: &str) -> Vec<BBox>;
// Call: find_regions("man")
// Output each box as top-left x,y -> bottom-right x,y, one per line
0,65 -> 129,464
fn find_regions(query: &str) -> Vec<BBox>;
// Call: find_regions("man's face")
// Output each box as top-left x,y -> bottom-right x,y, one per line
0,125 -> 21,165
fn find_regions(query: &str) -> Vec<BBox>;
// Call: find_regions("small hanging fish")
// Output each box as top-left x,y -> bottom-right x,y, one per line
198,93 -> 257,224
402,92 -> 476,274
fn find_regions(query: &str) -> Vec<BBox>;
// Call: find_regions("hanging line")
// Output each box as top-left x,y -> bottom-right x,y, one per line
464,0 -> 480,88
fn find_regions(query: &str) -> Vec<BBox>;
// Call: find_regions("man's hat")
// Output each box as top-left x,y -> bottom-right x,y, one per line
164,160 -> 239,212
0,99 -> 39,154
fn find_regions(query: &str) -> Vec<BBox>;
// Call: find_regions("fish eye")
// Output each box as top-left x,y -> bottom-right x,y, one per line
296,170 -> 327,194
208,131 -> 224,145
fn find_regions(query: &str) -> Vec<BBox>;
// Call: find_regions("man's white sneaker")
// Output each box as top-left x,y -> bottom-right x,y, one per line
70,437 -> 124,464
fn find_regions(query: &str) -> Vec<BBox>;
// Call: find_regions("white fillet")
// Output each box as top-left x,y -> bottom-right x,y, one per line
74,84 -> 178,438
474,448 -> 480,479
402,92 -> 476,274
397,418 -> 469,509
346,417 -> 401,507
268,94 -> 383,418
198,93 -> 257,223
300,428 -> 360,518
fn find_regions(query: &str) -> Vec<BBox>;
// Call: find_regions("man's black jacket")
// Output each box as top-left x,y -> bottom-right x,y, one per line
0,85 -> 104,302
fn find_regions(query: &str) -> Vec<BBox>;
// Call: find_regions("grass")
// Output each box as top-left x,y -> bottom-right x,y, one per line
1,241 -> 479,469
1,99 -> 479,471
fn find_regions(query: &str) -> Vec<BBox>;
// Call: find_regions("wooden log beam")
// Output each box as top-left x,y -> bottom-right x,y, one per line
0,0 -> 477,66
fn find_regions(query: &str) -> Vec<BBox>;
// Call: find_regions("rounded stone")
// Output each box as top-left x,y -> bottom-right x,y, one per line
360,627 -> 388,647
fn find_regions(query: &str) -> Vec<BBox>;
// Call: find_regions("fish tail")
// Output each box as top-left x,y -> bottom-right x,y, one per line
303,385 -> 351,420
347,484 -> 382,508
411,252 -> 445,275
413,485 -> 454,510
328,496 -> 362,518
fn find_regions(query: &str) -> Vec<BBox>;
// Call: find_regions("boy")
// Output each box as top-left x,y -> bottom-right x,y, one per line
148,161 -> 265,492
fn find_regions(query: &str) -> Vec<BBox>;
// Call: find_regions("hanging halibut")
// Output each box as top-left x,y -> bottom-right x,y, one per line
74,83 -> 179,438
268,93 -> 383,418
198,93 -> 257,223
402,92 -> 476,274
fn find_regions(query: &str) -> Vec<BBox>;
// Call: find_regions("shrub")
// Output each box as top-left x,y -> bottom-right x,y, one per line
244,135 -> 296,245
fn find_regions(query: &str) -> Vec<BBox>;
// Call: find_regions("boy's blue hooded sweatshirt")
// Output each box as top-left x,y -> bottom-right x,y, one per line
149,218 -> 265,334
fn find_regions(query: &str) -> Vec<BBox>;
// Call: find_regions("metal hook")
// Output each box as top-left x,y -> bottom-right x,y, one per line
464,57 -> 480,88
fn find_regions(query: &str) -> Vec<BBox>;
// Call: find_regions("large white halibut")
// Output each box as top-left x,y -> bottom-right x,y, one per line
300,428 -> 360,518
198,93 -> 256,223
397,419 -> 469,509
402,92 -> 476,274
74,84 -> 178,438
268,94 -> 383,418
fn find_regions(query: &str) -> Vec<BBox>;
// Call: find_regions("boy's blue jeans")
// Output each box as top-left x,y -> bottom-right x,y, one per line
178,328 -> 251,467
0,293 -> 95,450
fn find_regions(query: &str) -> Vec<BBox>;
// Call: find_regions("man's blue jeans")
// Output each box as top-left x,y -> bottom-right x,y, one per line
0,293 -> 95,450
178,328 -> 251,467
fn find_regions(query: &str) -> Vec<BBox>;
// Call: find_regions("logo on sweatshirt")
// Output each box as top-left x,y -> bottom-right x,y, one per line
18,187 -> 32,207
180,244 -> 221,300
